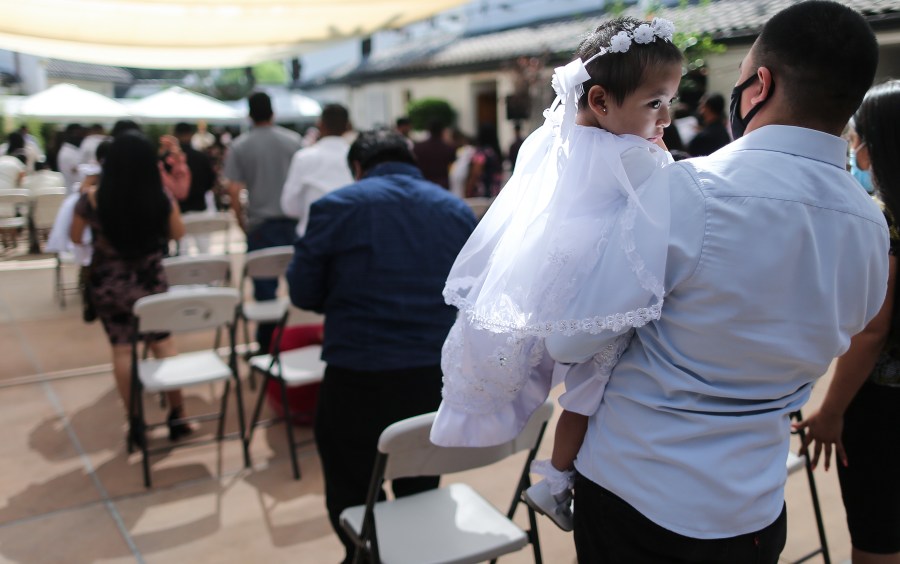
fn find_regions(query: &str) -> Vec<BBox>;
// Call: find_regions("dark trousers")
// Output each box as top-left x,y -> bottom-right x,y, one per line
245,218 -> 297,353
573,473 -> 787,564
314,364 -> 443,564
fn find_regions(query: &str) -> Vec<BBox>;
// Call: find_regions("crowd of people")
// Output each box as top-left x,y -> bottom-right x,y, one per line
4,2 -> 897,561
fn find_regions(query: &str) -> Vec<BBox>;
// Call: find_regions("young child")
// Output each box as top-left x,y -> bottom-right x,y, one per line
430,17 -> 683,531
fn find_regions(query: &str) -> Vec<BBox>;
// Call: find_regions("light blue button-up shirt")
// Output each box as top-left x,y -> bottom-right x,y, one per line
547,125 -> 889,538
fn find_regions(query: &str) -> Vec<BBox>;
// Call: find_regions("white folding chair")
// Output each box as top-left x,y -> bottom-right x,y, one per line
129,287 -> 249,488
179,211 -> 232,255
245,305 -> 326,479
29,187 -> 67,253
22,171 -> 65,194
237,245 -> 294,365
0,189 -> 29,251
788,410 -> 831,564
162,254 -> 232,287
340,401 -> 553,564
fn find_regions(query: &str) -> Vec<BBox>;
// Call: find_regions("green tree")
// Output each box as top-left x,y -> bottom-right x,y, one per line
406,98 -> 457,131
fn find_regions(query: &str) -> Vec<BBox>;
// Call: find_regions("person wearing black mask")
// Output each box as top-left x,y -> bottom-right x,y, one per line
549,3 -> 887,562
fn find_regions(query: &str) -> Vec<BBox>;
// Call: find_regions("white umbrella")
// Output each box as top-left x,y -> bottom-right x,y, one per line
0,0 -> 469,69
18,83 -> 131,122
127,87 -> 243,124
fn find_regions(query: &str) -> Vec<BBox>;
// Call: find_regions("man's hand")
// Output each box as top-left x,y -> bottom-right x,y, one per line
792,409 -> 847,471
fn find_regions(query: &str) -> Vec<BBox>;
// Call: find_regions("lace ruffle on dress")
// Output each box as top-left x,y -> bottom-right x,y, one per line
430,100 -> 672,447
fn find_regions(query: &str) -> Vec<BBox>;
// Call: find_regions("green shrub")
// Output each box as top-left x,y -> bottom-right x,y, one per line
407,98 -> 457,131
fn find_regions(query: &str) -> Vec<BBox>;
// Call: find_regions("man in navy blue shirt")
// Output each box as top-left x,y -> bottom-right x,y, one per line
287,128 -> 476,563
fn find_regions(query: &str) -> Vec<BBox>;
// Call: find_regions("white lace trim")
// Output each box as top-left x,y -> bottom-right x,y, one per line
444,195 -> 664,338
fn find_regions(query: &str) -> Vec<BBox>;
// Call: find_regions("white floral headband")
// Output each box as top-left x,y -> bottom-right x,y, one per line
551,18 -> 677,102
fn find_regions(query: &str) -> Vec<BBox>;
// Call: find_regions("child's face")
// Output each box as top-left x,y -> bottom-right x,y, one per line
598,62 -> 682,143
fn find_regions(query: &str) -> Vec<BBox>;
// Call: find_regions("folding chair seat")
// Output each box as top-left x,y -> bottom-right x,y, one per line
246,305 -> 326,479
237,245 -> 294,363
340,400 -> 553,564
787,410 -> 831,564
129,286 -> 249,488
463,196 -> 492,221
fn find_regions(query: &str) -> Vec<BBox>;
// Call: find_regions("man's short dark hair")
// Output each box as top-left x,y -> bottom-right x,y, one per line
348,128 -> 416,173
320,104 -> 350,134
248,92 -> 274,123
755,1 -> 878,128
173,122 -> 195,136
396,116 -> 411,128
703,93 -> 725,118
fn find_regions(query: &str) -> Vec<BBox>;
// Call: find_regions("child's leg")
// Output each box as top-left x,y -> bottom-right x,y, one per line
551,409 -> 588,472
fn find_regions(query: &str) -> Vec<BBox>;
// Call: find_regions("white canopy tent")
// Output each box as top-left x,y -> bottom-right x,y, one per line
228,88 -> 322,123
0,0 -> 469,69
126,87 -> 243,124
17,83 -> 132,122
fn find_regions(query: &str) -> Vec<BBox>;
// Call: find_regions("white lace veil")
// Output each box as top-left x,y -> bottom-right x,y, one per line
443,58 -> 671,341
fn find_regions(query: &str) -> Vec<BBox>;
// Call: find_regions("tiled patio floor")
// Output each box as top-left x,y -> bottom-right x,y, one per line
0,239 -> 849,563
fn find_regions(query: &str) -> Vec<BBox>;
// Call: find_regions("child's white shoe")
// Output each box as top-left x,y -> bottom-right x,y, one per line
522,479 -> 574,532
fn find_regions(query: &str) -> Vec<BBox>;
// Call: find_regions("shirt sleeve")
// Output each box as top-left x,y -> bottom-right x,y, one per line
222,145 -> 243,183
288,195 -> 356,312
280,151 -> 305,219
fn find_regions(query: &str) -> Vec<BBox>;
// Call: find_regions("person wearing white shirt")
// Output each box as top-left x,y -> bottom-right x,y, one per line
56,124 -> 85,194
79,125 -> 109,165
280,104 -> 353,237
546,3 -> 888,562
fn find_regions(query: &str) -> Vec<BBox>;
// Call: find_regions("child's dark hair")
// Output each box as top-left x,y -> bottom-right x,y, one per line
576,17 -> 683,109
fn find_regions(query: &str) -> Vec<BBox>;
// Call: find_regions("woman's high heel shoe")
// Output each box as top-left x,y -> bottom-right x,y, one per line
167,407 -> 193,442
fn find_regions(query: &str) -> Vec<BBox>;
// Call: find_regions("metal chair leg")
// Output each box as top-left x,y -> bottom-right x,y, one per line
216,380 -> 231,440
279,379 -> 301,480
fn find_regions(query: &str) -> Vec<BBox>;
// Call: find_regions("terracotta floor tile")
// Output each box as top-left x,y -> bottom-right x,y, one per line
0,505 -> 136,564
0,325 -> 39,381
0,384 -> 102,525
113,469 -> 342,563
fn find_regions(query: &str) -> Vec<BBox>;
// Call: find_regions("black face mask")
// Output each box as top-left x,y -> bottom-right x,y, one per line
729,74 -> 772,139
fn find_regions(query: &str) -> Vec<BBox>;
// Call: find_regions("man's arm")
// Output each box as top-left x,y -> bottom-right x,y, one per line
287,197 -> 346,313
227,180 -> 248,234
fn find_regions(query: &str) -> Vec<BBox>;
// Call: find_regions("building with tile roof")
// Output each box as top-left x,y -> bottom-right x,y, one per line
302,0 -> 900,149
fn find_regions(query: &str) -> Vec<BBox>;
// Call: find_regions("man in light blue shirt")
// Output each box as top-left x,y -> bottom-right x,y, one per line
547,3 -> 888,562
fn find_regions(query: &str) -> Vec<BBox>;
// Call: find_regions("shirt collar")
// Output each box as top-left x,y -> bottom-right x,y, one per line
723,125 -> 847,169
364,162 -> 423,179
315,136 -> 349,148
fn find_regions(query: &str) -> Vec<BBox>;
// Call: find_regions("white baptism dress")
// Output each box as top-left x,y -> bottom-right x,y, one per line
430,80 -> 673,447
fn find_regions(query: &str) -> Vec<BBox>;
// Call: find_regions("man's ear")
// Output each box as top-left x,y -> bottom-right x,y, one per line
753,67 -> 774,105
352,161 -> 364,180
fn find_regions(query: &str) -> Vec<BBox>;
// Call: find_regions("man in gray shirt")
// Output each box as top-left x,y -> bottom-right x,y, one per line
224,92 -> 303,353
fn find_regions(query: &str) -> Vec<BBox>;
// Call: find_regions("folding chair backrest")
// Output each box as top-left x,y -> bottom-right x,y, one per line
243,245 -> 295,280
22,172 -> 64,193
380,400 -> 554,481
181,212 -> 231,236
163,255 -> 231,287
0,189 -> 30,216
134,287 -> 240,334
30,187 -> 68,229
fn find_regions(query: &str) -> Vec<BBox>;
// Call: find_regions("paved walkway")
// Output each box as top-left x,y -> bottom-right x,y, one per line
0,242 -> 849,563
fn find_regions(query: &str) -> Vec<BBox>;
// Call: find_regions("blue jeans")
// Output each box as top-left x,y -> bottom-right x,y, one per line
246,218 -> 297,353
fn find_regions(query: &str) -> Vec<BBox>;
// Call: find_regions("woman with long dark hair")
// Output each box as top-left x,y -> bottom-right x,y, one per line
71,131 -> 189,444
798,80 -> 900,564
